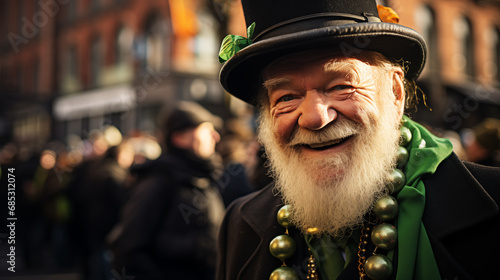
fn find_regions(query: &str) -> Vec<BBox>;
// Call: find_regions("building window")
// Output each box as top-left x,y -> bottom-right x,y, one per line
18,1 -> 24,34
68,46 -> 78,78
34,58 -> 40,94
90,36 -> 103,87
192,10 -> 219,68
1,5 -> 7,45
415,5 -> 439,75
61,45 -> 81,93
494,27 -> 500,83
115,25 -> 133,65
17,67 -> 23,95
454,16 -> 475,79
142,13 -> 170,71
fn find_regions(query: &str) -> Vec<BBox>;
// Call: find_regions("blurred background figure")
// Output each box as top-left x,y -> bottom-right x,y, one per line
68,129 -> 134,280
215,118 -> 257,206
464,118 -> 500,166
109,101 -> 225,280
18,144 -> 75,271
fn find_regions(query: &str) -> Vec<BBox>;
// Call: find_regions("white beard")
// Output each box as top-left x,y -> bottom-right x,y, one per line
258,96 -> 401,236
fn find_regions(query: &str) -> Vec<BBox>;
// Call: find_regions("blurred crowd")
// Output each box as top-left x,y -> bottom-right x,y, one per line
0,102 -> 272,280
426,117 -> 500,167
0,127 -> 164,277
0,104 -> 498,279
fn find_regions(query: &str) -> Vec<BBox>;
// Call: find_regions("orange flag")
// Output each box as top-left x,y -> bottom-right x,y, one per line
169,0 -> 198,37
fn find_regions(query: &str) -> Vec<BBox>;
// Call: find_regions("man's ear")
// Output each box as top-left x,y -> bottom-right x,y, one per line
392,69 -> 406,119
170,130 -> 191,149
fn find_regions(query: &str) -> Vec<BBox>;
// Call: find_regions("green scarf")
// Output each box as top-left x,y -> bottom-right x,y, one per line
394,116 -> 452,279
305,116 -> 453,279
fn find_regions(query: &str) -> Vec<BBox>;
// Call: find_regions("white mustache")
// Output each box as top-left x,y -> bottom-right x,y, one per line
288,118 -> 361,147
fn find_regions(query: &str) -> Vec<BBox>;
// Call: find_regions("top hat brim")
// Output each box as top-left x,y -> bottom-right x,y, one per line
220,22 -> 427,105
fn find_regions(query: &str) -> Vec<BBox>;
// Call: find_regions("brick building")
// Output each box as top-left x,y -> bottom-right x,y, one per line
1,0 -> 58,151
1,0 -> 500,152
391,0 -> 500,131
0,0 -> 246,152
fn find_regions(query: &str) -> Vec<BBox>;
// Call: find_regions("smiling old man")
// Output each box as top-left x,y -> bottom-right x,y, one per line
215,0 -> 500,279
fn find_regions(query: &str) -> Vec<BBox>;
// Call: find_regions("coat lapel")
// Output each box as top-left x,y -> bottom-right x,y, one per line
422,153 -> 498,239
235,184 -> 285,279
422,154 -> 499,279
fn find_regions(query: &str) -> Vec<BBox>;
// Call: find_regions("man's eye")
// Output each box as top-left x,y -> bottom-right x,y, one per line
329,85 -> 353,91
277,95 -> 295,103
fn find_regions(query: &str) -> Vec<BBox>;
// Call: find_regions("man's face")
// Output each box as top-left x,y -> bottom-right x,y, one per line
258,49 -> 405,235
174,122 -> 221,159
192,122 -> 221,159
263,50 -> 403,178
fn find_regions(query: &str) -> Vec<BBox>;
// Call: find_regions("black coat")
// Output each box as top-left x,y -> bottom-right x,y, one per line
69,156 -> 129,251
216,153 -> 500,280
111,149 -> 225,280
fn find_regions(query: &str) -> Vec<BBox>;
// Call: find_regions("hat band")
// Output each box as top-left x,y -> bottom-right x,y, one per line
254,12 -> 382,41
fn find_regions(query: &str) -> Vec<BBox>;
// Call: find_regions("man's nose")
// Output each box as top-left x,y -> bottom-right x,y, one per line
297,91 -> 337,130
212,129 -> 221,143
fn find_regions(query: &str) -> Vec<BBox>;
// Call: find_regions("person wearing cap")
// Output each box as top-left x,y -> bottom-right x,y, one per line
216,0 -> 500,279
110,101 -> 225,280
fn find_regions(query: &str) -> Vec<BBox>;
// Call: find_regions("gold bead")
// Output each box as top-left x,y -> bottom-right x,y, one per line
277,205 -> 293,228
269,235 -> 296,261
364,255 -> 393,280
269,266 -> 299,280
371,223 -> 398,250
373,195 -> 399,221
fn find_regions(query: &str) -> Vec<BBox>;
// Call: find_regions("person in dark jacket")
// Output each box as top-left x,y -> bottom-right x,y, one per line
215,0 -> 500,279
110,101 -> 225,280
69,144 -> 131,280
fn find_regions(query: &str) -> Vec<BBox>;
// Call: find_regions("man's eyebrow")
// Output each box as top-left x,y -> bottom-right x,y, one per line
324,60 -> 361,83
262,77 -> 293,91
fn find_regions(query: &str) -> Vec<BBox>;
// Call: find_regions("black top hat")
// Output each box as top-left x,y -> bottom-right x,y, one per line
219,0 -> 427,105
